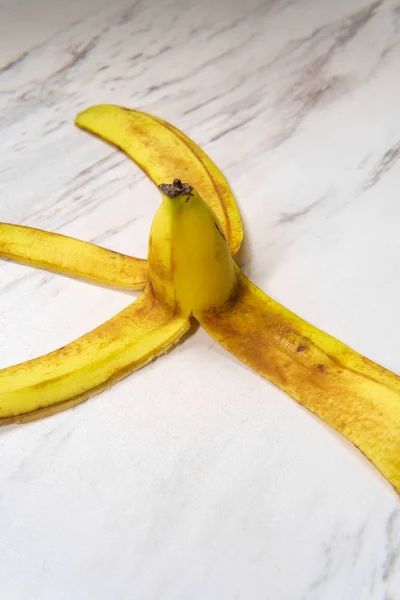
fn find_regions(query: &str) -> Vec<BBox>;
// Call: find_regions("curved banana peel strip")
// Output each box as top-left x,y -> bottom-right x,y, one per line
195,268 -> 400,492
0,222 -> 147,290
74,104 -> 243,255
0,286 -> 189,424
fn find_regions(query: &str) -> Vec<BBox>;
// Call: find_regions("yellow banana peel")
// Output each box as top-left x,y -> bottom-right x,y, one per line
0,104 -> 399,494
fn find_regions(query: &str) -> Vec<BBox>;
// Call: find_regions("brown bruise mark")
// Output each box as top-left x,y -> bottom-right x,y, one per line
149,257 -> 172,281
198,297 -> 291,388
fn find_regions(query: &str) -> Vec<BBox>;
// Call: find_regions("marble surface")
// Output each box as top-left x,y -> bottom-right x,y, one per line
1,0 -> 400,598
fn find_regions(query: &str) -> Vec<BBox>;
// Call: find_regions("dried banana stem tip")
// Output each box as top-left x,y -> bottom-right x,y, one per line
158,179 -> 193,197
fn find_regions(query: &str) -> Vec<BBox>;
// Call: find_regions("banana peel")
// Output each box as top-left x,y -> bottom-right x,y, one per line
0,105 -> 399,494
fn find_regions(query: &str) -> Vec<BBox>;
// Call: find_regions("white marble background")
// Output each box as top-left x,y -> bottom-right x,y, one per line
0,0 -> 399,598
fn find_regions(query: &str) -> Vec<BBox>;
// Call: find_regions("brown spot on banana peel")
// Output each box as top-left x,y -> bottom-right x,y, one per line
148,257 -> 171,281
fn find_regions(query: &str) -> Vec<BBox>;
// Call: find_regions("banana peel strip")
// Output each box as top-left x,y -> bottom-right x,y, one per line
0,223 -> 147,290
195,267 -> 400,493
0,287 -> 189,424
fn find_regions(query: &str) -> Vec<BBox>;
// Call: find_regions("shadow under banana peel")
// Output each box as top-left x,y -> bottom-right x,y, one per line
0,104 -> 399,494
